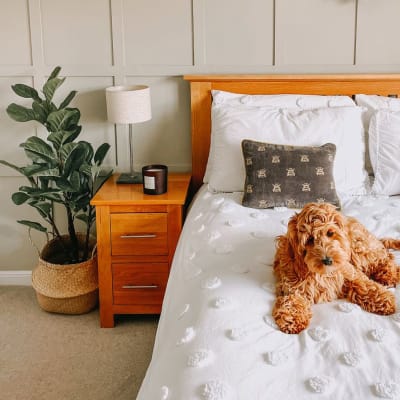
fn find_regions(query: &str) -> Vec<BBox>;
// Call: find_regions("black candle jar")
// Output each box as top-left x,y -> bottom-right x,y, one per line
142,165 -> 168,195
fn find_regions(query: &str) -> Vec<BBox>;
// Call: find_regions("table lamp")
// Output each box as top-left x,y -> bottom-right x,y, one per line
105,85 -> 152,184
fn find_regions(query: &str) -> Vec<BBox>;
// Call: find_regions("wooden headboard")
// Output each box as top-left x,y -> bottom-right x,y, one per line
184,74 -> 400,193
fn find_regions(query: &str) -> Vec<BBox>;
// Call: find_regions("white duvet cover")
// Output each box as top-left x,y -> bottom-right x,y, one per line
137,186 -> 400,400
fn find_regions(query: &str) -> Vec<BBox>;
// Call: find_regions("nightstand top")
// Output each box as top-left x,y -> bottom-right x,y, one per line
91,173 -> 191,206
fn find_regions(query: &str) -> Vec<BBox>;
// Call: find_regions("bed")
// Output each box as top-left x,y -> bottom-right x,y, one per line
137,75 -> 400,400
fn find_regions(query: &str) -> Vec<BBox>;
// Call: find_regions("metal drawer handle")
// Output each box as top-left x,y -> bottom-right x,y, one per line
122,285 -> 158,289
122,284 -> 159,289
120,234 -> 157,239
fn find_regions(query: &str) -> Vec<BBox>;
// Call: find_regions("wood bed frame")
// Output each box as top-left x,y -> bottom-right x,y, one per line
184,74 -> 400,193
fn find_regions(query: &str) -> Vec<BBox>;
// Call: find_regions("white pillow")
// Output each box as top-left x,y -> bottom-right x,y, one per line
355,94 -> 400,123
212,90 -> 356,108
355,94 -> 400,175
369,110 -> 400,196
204,91 -> 356,183
206,104 -> 368,197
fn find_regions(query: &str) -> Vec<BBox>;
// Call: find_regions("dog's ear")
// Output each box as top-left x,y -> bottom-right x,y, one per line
275,214 -> 298,262
332,208 -> 346,230
276,234 -> 294,260
286,213 -> 299,259
287,213 -> 298,245
286,213 -> 309,278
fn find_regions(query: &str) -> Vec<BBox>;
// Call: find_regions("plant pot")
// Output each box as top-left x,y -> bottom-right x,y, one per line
31,234 -> 98,315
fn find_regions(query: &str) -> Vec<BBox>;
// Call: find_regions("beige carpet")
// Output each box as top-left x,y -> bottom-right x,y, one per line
0,285 -> 159,400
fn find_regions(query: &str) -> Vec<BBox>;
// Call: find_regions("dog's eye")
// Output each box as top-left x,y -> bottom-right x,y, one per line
306,236 -> 314,245
327,230 -> 334,237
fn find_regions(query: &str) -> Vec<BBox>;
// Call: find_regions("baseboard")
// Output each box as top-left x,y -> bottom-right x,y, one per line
0,271 -> 32,286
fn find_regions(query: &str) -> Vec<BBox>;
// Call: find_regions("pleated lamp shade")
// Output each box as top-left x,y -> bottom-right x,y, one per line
105,85 -> 151,124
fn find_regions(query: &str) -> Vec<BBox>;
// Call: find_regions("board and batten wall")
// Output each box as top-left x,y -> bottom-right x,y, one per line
1,0 -> 400,278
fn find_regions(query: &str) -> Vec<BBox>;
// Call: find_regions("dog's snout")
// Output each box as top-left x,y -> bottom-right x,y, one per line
322,256 -> 333,266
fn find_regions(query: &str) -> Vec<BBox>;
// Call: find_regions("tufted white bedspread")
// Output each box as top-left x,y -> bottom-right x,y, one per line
137,186 -> 400,400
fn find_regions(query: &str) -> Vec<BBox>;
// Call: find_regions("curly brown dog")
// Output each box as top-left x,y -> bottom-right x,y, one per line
272,202 -> 400,334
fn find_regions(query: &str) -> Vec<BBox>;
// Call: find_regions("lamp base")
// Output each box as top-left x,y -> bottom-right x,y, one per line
116,172 -> 143,184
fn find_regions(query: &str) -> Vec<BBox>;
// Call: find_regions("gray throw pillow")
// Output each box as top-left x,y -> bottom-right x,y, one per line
241,139 -> 341,209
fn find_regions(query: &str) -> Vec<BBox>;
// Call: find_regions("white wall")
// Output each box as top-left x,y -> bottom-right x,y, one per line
1,0 -> 400,271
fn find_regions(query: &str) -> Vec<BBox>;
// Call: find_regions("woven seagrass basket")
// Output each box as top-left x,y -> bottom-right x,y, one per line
32,234 -> 98,315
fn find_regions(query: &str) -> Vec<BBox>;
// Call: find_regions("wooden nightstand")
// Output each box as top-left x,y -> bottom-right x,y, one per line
91,173 -> 191,327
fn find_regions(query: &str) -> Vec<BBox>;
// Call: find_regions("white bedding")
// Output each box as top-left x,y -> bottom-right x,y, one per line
137,186 -> 400,400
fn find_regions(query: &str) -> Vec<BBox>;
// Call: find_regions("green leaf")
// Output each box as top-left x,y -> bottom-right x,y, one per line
20,187 -> 62,203
65,108 -> 80,127
17,187 -> 62,204
46,109 -> 70,131
62,143 -> 87,176
62,125 -> 81,144
32,101 -> 47,124
47,108 -> 80,132
31,167 -> 60,178
55,173 -> 84,193
93,169 -> 113,194
75,214 -> 89,224
60,142 -> 77,163
7,103 -> 36,122
94,143 -> 110,165
39,192 -> 63,203
20,164 -> 48,177
11,84 -> 41,101
53,177 -> 74,192
47,130 -> 76,150
31,201 -> 52,217
69,170 -> 81,191
18,185 -> 43,194
71,193 -> 90,208
79,163 -> 92,177
38,176 -> 50,190
20,136 -> 55,163
78,141 -> 94,163
71,201 -> 90,214
47,66 -> 61,81
59,90 -> 77,109
0,160 -> 24,175
47,131 -> 63,150
43,77 -> 65,102
11,192 -> 30,205
45,101 -> 58,115
17,220 -> 48,232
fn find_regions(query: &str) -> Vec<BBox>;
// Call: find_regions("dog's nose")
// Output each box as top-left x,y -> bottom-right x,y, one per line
322,256 -> 333,266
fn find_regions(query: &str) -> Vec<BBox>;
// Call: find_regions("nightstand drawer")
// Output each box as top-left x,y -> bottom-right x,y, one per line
112,263 -> 168,305
111,213 -> 168,256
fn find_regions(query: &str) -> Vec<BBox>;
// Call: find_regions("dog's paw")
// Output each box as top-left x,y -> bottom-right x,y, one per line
348,280 -> 396,315
272,294 -> 312,334
376,293 -> 396,315
371,267 -> 398,288
275,317 -> 309,334
360,291 -> 396,316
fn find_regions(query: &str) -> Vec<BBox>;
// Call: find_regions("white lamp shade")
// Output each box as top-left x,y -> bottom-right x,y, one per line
105,85 -> 152,124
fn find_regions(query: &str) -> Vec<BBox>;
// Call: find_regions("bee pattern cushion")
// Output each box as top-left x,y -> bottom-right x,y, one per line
241,140 -> 341,209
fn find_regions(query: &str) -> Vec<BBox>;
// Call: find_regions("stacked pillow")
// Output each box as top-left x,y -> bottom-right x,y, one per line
204,90 -> 368,208
211,90 -> 355,108
355,94 -> 400,196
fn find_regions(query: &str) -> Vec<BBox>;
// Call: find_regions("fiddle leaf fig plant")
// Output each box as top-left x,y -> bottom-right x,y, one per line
0,66 -> 112,264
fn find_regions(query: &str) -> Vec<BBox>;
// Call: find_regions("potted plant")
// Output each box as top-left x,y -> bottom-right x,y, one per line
0,66 -> 112,314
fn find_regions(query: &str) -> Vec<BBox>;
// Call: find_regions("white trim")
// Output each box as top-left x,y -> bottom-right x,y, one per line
0,271 -> 32,286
